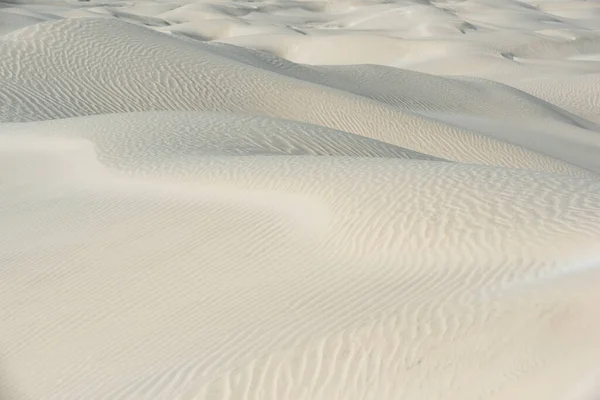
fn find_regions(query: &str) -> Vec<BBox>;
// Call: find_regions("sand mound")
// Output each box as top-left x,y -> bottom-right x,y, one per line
2,0 -> 600,399
3,132 -> 600,399
0,17 -> 598,175
3,138 -> 600,399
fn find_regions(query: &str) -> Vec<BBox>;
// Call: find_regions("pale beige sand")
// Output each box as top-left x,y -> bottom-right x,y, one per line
1,1 -> 600,399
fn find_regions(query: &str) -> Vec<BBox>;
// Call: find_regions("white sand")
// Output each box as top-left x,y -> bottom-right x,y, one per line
1,0 -> 600,399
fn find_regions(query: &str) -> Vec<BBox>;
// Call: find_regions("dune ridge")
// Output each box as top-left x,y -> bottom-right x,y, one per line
1,0 -> 600,399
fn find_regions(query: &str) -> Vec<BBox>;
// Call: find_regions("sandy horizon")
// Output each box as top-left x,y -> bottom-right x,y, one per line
1,0 -> 600,399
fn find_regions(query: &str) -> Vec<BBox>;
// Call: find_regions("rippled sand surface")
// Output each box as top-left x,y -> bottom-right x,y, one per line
2,0 -> 600,399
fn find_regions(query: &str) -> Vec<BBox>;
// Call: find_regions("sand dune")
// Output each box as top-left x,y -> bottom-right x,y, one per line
2,17 -> 599,175
1,0 -> 600,399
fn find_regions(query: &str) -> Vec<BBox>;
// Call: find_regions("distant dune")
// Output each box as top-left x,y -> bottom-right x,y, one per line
1,1 -> 600,399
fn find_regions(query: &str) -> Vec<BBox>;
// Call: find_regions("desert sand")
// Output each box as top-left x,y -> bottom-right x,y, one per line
1,0 -> 600,399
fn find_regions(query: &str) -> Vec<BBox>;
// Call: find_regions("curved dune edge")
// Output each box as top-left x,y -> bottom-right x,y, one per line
1,0 -> 600,399
0,112 -> 443,164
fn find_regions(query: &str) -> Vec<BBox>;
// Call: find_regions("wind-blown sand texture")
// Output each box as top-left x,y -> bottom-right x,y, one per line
2,0 -> 600,399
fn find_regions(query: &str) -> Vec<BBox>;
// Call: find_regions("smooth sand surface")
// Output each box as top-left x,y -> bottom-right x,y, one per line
2,1 -> 600,399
